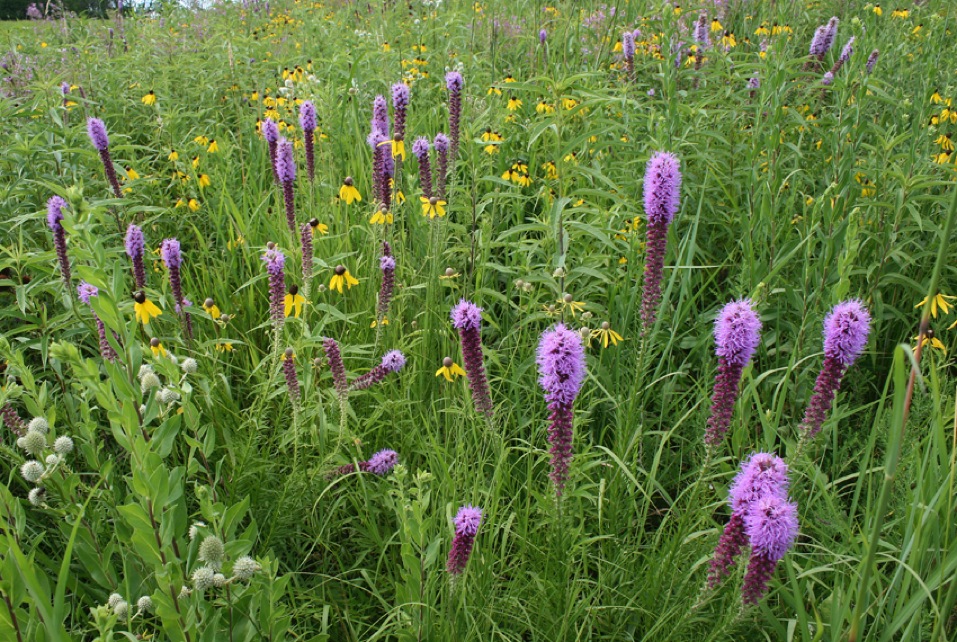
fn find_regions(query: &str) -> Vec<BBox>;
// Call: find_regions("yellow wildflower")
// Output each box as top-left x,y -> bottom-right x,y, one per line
420,196 -> 447,219
329,265 -> 359,293
198,174 -> 211,188
141,90 -> 156,106
284,285 -> 306,318
338,177 -> 362,204
915,293 -> 956,318
592,322 -> 623,348
436,357 -> 466,382
133,292 -> 162,325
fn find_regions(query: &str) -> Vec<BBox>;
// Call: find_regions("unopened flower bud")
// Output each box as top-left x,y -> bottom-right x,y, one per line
53,435 -> 74,455
199,535 -> 225,570
232,555 -> 261,580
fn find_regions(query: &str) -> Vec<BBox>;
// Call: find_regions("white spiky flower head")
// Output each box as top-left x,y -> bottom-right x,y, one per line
181,358 -> 198,374
140,372 -> 161,393
232,556 -> 261,580
45,454 -> 61,468
191,566 -> 215,591
156,387 -> 178,405
136,596 -> 153,613
198,536 -> 225,570
28,417 -> 49,434
188,521 -> 207,541
138,364 -> 154,380
27,487 -> 46,506
53,436 -> 74,455
212,573 -> 226,587
21,461 -> 44,483
107,593 -> 124,609
17,430 -> 47,455
113,600 -> 129,620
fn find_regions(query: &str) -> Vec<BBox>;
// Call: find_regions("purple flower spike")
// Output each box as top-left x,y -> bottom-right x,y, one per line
274,138 -> 296,231
87,118 -> 122,198
866,49 -> 879,74
539,29 -> 547,44
261,248 -> 286,327
377,242 -> 395,323
707,512 -> 748,588
705,300 -> 761,449
693,14 -> 709,49
282,349 -> 300,403
161,238 -> 192,339
47,196 -> 71,288
839,37 -> 854,64
391,82 -> 410,138
299,101 -> 317,182
741,495 -> 798,605
365,449 -> 398,475
125,224 -> 147,289
537,324 -> 586,496
300,222 -> 313,280
821,72 -> 834,86
447,505 -> 482,575
323,337 -> 348,399
350,350 -> 406,391
1,404 -> 26,437
800,301 -> 871,440
640,152 -> 681,332
263,118 -> 280,183
77,281 -> 117,362
451,299 -> 493,417
412,136 -> 433,198
622,31 -> 636,80
86,117 -> 109,151
160,238 -> 182,269
371,95 -> 390,142
445,72 -> 463,165
371,129 -> 392,211
434,133 -> 450,199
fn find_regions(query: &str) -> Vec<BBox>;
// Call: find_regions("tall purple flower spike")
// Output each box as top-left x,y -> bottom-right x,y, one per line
445,71 -> 463,165
377,242 -> 395,323
800,300 -> 870,440
261,247 -> 286,328
371,95 -> 390,142
299,101 -> 317,181
332,448 -> 399,477
350,350 -> 406,390
300,222 -> 313,280
640,151 -> 681,332
741,494 -> 798,605
263,118 -> 280,183
323,337 -> 348,400
704,300 -> 761,449
274,137 -> 297,231
434,133 -> 450,199
391,82 -> 410,139
282,348 -> 300,404
537,324 -> 586,497
412,137 -> 433,198
451,299 -> 493,417
1,404 -> 27,437
77,281 -> 117,362
866,49 -> 879,74
161,238 -> 193,340
47,196 -> 71,289
87,118 -> 122,198
447,505 -> 482,575
125,224 -> 147,289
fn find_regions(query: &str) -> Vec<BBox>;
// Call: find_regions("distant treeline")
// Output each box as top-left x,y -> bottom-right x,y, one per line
0,0 -> 120,20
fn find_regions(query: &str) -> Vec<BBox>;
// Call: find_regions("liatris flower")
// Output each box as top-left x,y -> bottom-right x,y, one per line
371,130 -> 392,211
77,281 -> 117,362
447,505 -> 482,575
450,299 -> 493,417
800,300 -> 871,440
125,224 -> 147,289
87,118 -> 122,198
261,247 -> 286,328
823,37 -> 854,85
275,137 -> 296,231
866,49 -> 879,74
640,151 -> 682,332
323,337 -> 348,399
299,101 -> 317,181
537,324 -> 586,496
263,118 -> 280,183
350,350 -> 406,390
282,348 -> 300,403
838,37 -> 854,64
622,30 -> 636,79
704,300 -> 761,449
1,404 -> 27,437
539,29 -> 547,44
820,17 -> 839,57
47,196 -> 71,289
741,494 -> 798,605
161,238 -> 193,340
377,242 -> 395,323
332,448 -> 399,477
821,72 -> 834,86
412,137 -> 433,198
693,14 -> 709,48
708,452 -> 789,588
371,94 -> 390,141
434,133 -> 450,199
747,73 -> 760,92
300,222 -> 313,281
446,71 -> 463,163
391,83 -> 410,151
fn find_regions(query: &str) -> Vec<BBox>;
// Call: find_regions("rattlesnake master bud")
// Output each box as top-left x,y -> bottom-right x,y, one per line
53,435 -> 73,455
191,566 -> 215,591
232,555 -> 261,580
157,387 -> 180,405
188,521 -> 207,540
28,417 -> 49,434
140,372 -> 161,393
178,586 -> 191,599
136,596 -> 153,613
107,593 -> 124,609
21,461 -> 44,483
181,357 -> 198,374
27,487 -> 46,506
138,364 -> 154,379
212,573 -> 226,587
18,430 -> 47,455
198,535 -> 225,570
45,454 -> 61,468
113,600 -> 129,620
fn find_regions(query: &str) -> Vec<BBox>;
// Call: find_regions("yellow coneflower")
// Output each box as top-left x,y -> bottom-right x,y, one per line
915,293 -> 956,318
536,99 -> 555,114
369,207 -> 394,225
487,85 -> 503,96
125,167 -> 140,180
711,18 -> 723,32
141,90 -> 156,106
755,24 -> 770,36
915,329 -> 945,353
389,135 -> 406,161
370,317 -> 389,328
503,74 -> 516,83
481,129 -> 502,154
507,96 -> 522,110
202,297 -> 221,319
721,31 -> 736,48
284,285 -> 305,318
891,9 -> 908,19
613,41 -> 623,53
194,135 -> 209,146
542,160 -> 558,180
562,97 -> 578,110
168,150 -> 179,161
227,235 -> 245,251
133,291 -> 162,325
198,174 -> 211,188
563,151 -> 578,163
192,156 -> 200,169
207,140 -> 219,153
912,24 -> 923,36
339,177 -> 362,204
250,91 -> 259,101
309,218 -> 329,236
149,338 -> 166,357
673,4 -> 682,16
591,322 -> 624,348
382,42 -> 391,52
435,357 -> 466,382
931,90 -> 943,104
557,294 -> 585,317
329,265 -> 359,293
215,342 -> 234,352
934,152 -> 951,164
188,199 -> 200,212
936,134 -> 955,151
440,267 -> 460,280
420,196 -> 447,219
873,4 -> 882,16
175,198 -> 186,209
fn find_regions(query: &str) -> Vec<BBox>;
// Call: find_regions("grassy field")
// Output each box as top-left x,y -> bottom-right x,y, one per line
1,0 -> 957,640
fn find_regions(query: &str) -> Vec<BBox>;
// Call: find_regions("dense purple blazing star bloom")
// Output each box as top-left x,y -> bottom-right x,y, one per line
47,195 -> 71,288
640,152 -> 681,331
299,101 -> 317,181
451,299 -> 493,417
705,300 -> 761,448
447,505 -> 482,575
125,224 -> 147,289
